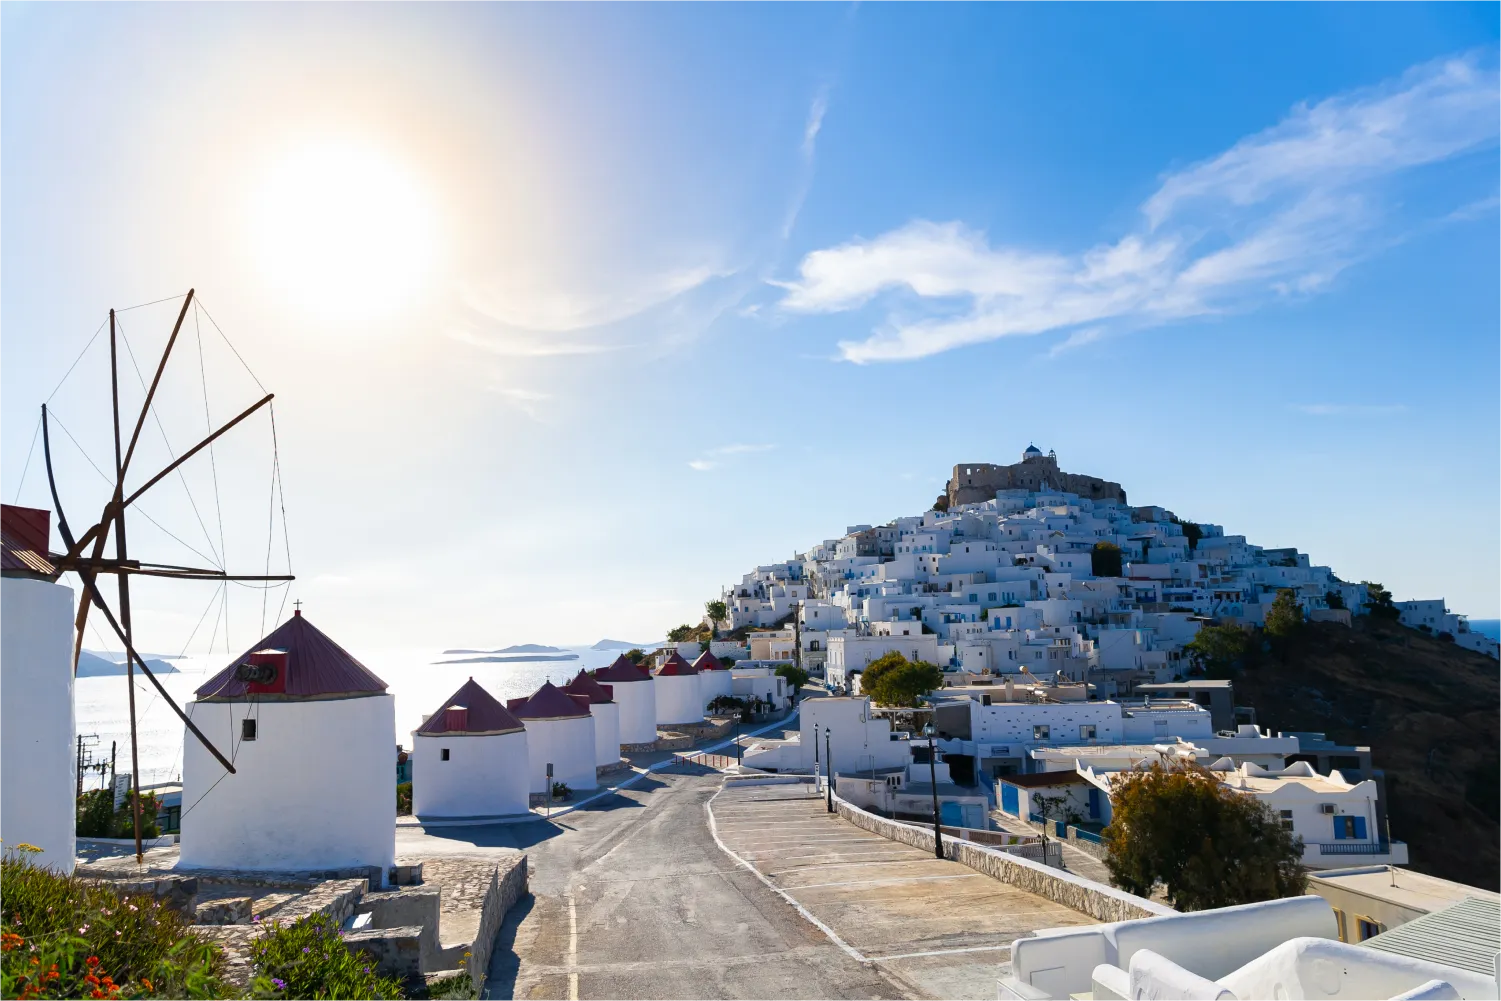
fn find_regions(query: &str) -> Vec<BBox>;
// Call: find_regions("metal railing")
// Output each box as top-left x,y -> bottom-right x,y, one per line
1315,841 -> 1402,856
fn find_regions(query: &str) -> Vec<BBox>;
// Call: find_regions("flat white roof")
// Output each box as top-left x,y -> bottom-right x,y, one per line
1309,866 -> 1501,913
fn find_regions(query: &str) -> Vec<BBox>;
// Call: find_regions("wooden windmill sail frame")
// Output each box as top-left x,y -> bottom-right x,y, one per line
40,289 -> 294,862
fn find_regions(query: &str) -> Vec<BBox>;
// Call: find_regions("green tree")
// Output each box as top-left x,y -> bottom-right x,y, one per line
775,664 -> 809,701
1264,589 -> 1304,638
1324,590 -> 1345,610
1184,624 -> 1250,677
705,600 -> 728,635
933,493 -> 950,513
666,624 -> 695,643
1091,541 -> 1123,577
1171,517 -> 1204,552
1103,760 -> 1307,911
624,648 -> 646,665
864,660 -> 945,708
857,651 -> 909,693
1361,581 -> 1400,621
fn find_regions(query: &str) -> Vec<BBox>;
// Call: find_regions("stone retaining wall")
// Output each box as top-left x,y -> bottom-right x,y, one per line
467,855 -> 527,998
833,796 -> 1171,924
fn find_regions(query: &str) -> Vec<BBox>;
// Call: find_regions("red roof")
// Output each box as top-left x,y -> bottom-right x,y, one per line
693,650 -> 727,672
654,651 -> 698,677
1,505 -> 58,580
564,670 -> 614,704
417,678 -> 525,736
195,611 -> 388,699
506,681 -> 591,720
595,655 -> 651,684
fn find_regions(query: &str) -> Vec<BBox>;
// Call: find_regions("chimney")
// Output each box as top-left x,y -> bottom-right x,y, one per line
445,705 -> 468,731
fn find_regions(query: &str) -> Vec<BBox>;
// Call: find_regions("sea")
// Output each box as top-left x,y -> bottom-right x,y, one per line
75,645 -> 639,789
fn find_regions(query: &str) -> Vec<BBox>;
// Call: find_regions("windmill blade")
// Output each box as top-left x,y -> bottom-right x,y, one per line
42,404 -> 236,775
121,393 -> 272,511
119,289 -> 193,479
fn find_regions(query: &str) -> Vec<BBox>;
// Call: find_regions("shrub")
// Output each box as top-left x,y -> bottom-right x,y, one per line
1091,541 -> 1123,577
396,783 -> 412,816
550,782 -> 571,800
1,846 -> 227,999
248,912 -> 404,1000
774,664 -> 809,697
76,791 -> 160,841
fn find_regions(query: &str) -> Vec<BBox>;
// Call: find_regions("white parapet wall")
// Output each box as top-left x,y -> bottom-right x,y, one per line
412,729 -> 529,819
180,694 -> 397,878
1,576 -> 77,874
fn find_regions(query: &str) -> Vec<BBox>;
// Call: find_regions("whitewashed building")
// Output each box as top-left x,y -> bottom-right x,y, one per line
181,610 -> 396,880
508,682 -> 597,793
653,652 -> 703,726
741,696 -> 911,775
595,656 -> 657,745
564,669 -> 621,769
1,506 -> 75,874
412,678 -> 528,820
694,649 -> 735,705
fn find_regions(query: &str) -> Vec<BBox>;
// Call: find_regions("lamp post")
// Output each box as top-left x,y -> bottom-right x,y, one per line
924,723 -> 944,860
735,712 -> 742,768
813,723 -> 820,789
825,728 -> 834,813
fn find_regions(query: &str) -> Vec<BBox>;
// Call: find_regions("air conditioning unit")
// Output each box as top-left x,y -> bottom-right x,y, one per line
1318,803 -> 1337,815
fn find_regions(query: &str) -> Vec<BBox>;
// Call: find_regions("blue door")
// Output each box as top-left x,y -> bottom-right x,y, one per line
1087,788 -> 1101,820
1001,783 -> 1019,815
940,802 -> 964,826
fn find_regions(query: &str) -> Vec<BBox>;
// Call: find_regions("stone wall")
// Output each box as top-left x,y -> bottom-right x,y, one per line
467,855 -> 528,998
948,457 -> 1126,508
833,795 -> 1171,924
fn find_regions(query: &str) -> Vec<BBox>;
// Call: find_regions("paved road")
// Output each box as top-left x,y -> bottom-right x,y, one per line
710,783 -> 1093,999
395,713 -> 908,999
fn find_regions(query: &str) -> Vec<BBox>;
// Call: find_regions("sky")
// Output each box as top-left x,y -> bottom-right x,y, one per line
3,3 -> 1498,655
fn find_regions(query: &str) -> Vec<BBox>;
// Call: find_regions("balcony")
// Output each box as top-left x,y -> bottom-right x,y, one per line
1307,840 -> 1409,867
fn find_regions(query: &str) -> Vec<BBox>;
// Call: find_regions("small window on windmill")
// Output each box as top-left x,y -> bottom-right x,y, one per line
441,748 -> 451,761
241,718 -> 258,741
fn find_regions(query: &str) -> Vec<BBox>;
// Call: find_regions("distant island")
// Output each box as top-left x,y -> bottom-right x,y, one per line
440,643 -> 567,655
434,653 -> 580,665
591,639 -> 650,651
76,651 -> 180,677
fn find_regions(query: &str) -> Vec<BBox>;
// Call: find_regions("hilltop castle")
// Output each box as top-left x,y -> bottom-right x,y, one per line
945,444 -> 1127,507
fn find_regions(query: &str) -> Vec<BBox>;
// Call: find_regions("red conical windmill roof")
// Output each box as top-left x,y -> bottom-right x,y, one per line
506,680 -> 591,720
654,651 -> 698,677
195,611 -> 387,699
416,678 -> 525,735
693,650 -> 726,672
565,669 -> 614,704
595,655 -> 651,684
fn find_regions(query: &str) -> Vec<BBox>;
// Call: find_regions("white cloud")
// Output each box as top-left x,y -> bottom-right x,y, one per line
1291,403 -> 1409,416
775,54 -> 1499,363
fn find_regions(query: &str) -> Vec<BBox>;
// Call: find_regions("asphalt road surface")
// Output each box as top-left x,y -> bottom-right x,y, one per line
424,769 -> 915,999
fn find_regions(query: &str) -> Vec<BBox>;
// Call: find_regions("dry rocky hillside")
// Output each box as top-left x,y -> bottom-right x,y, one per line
1227,618 -> 1499,890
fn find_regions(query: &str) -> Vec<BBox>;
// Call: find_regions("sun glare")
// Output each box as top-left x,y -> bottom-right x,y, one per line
249,141 -> 440,322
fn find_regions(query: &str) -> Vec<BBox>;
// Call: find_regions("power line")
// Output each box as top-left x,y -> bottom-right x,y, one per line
13,414 -> 41,504
116,317 -> 224,570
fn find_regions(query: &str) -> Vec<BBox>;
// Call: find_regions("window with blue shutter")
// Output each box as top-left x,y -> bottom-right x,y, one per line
1353,817 -> 1367,840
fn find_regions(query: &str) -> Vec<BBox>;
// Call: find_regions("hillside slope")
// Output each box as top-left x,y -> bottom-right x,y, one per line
1227,619 -> 1498,890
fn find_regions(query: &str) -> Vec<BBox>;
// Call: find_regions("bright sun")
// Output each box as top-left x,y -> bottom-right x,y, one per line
250,141 -> 440,321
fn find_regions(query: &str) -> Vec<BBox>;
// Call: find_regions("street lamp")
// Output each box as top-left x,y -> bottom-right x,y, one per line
825,728 -> 834,813
923,724 -> 944,860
